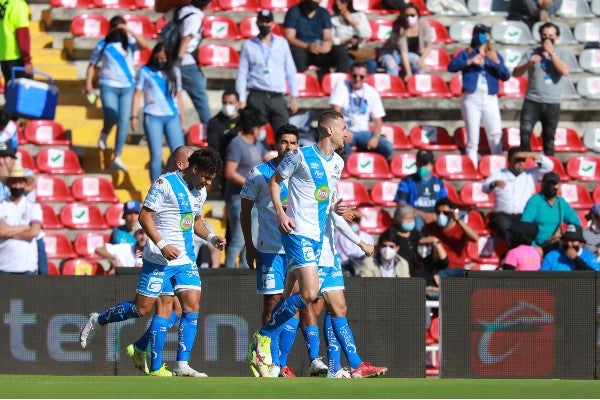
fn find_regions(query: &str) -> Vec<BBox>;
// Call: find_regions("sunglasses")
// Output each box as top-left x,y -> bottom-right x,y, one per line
351,73 -> 366,80
513,157 -> 526,162
435,210 -> 454,216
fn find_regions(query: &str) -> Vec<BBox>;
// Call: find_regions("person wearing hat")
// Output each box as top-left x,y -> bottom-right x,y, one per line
110,200 -> 141,245
0,164 -> 42,274
521,171 -> 580,254
447,24 -> 510,168
394,149 -> 448,231
540,224 -> 600,271
236,9 -> 299,133
583,204 -> 600,253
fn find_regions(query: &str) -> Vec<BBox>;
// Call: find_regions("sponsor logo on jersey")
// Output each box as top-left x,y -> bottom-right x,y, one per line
180,213 -> 193,231
314,185 -> 330,202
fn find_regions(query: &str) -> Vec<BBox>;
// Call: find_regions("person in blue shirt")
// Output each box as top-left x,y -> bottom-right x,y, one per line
540,224 -> 600,271
110,200 -> 141,245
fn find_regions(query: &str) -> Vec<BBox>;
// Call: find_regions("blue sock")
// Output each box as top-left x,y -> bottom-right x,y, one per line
98,301 -> 140,325
134,328 -> 151,352
259,293 -> 306,336
167,311 -> 179,329
148,315 -> 169,372
177,311 -> 199,362
332,316 -> 362,369
324,312 -> 341,373
270,325 -> 284,366
301,324 -> 320,361
279,317 -> 299,367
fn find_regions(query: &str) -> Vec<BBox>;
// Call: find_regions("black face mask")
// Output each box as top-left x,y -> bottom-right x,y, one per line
301,0 -> 319,13
508,166 -> 522,177
542,184 -> 558,199
258,25 -> 271,36
542,37 -> 555,45
9,187 -> 25,198
156,61 -> 167,70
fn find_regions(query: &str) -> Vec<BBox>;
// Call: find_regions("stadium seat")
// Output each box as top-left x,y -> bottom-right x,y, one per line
336,180 -> 372,207
187,123 -> 208,148
577,76 -> 600,99
557,0 -> 594,17
531,21 -> 577,45
321,72 -> 350,95
464,209 -> 489,234
134,0 -> 154,9
409,125 -> 458,151
467,0 -> 507,15
478,154 -> 507,178
345,152 -> 393,179
498,76 -> 527,98
411,0 -> 431,15
239,16 -> 282,38
121,14 -> 156,39
406,74 -> 453,98
453,126 -> 489,152
217,0 -> 260,11
295,73 -> 325,97
70,14 -> 110,38
154,15 -> 167,33
36,175 -> 74,202
459,182 -> 494,208
423,47 -> 451,71
448,74 -> 462,97
428,20 -> 454,44
370,180 -> 400,207
390,153 -> 417,178
60,203 -> 109,229
133,47 -> 152,66
365,73 -> 410,98
579,49 -> 600,74
50,0 -> 94,7
466,235 -> 505,264
583,128 -> 600,153
36,148 -> 85,174
105,203 -> 125,227
23,120 -> 71,146
559,78 -> 582,100
357,206 -> 393,234
71,177 -> 119,203
74,232 -> 110,258
43,232 -> 77,259
47,261 -> 60,275
61,258 -> 105,276
198,45 -> 239,68
501,126 -> 543,151
17,149 -> 38,173
553,127 -> 586,152
93,0 -> 135,8
574,21 -> 600,44
566,156 -> 600,181
434,154 -> 482,180
369,19 -> 393,42
259,0 -> 297,11
351,0 -> 391,13
202,16 -> 241,40
491,21 -> 535,45
449,20 -> 476,44
41,204 -> 63,229
498,48 -> 524,72
444,182 -> 464,207
379,124 -> 412,150
593,185 -> 600,203
559,182 -> 595,209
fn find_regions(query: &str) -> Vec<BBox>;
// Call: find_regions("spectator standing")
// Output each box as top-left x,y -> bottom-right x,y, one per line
207,90 -> 241,163
379,3 -> 431,80
502,222 -> 541,270
0,0 -> 32,84
86,16 -> 148,172
284,0 -> 350,79
482,147 -> 553,247
359,231 -> 409,277
583,204 -> 600,253
512,22 -> 570,156
330,62 -> 393,159
334,211 -> 374,276
447,24 -> 510,168
237,9 -> 299,132
110,200 -> 141,245
508,0 -> 562,28
540,224 -> 600,271
0,108 -> 19,150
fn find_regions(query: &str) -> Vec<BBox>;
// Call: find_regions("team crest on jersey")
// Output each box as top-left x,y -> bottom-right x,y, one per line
433,183 -> 440,192
180,213 -> 193,231
310,162 -> 320,170
314,185 -> 330,202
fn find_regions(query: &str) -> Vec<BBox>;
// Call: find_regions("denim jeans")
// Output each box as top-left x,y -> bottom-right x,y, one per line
100,85 -> 134,156
519,98 -> 560,155
144,113 -> 185,182
380,51 -> 423,76
344,130 -> 394,160
37,237 -> 48,275
225,195 -> 258,268
179,64 -> 211,124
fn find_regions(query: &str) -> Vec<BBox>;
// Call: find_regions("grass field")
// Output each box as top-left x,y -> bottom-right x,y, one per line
2,376 -> 600,398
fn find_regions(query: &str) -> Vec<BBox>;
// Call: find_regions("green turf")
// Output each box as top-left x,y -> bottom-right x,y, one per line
2,376 -> 600,398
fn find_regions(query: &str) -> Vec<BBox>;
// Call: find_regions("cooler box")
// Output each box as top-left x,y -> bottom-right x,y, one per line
5,67 -> 59,120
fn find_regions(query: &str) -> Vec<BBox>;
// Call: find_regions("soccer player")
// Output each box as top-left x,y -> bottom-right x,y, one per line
79,148 -> 226,377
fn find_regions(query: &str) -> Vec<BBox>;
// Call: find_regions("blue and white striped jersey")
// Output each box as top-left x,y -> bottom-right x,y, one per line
135,65 -> 182,117
90,37 -> 137,88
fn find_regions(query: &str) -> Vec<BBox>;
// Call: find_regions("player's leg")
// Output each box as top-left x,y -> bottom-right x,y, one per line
303,296 -> 327,377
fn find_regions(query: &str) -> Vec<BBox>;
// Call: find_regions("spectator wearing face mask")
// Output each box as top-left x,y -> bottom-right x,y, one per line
540,224 -> 600,271
359,231 -> 409,277
583,204 -> 600,253
334,213 -> 374,276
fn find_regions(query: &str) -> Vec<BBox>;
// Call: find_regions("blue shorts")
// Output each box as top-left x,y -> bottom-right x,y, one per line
137,260 -> 201,298
281,233 -> 322,271
319,255 -> 345,294
256,252 -> 287,295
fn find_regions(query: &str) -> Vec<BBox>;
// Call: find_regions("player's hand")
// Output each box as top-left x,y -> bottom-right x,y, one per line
565,245 -> 579,259
246,244 -> 258,270
211,235 -> 226,251
334,198 -> 349,216
278,214 -> 296,233
161,244 -> 180,260
359,241 -> 374,257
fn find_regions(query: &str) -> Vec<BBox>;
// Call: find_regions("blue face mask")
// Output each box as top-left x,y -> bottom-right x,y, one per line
401,220 -> 415,231
436,213 -> 449,228
418,166 -> 431,179
477,32 -> 487,46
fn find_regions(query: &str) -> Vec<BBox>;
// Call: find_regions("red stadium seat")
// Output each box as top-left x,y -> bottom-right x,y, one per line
36,148 -> 85,174
409,125 -> 458,151
35,175 -> 74,202
593,185 -> 600,203
357,206 -> 393,234
545,155 -> 570,181
434,154 -> 482,180
351,0 -> 392,13
60,203 -> 109,229
423,47 -> 451,71
154,15 -> 167,33
369,19 -> 393,42
365,73 -> 410,98
448,74 -> 462,97
464,209 -> 489,234
133,47 -> 152,66
41,204 -> 63,229
478,154 -> 507,178
259,0 -> 298,11
370,180 -> 400,207
239,16 -> 283,38
406,74 -> 453,98
17,149 -> 38,173
501,126 -> 543,151
566,156 -> 600,181
187,123 -> 208,148
345,152 -> 393,179
553,127 -> 587,152
71,177 -> 119,203
74,232 -> 110,258
412,0 -> 431,15
105,203 -> 125,228
295,73 -> 325,97
559,182 -> 594,209
198,45 -> 239,68
466,235 -> 505,265
47,261 -> 60,275
217,0 -> 260,11
70,14 -> 109,38
459,181 -> 494,208
453,126 -> 489,152
93,0 -> 135,8
61,258 -> 105,275
390,153 -> 417,178
428,19 -> 453,44
23,120 -> 71,146
122,14 -> 156,39
134,0 -> 154,9
50,0 -> 94,7
43,232 -> 77,259
444,182 -> 464,207
321,72 -> 350,95
202,16 -> 241,40
379,124 -> 412,150
498,76 -> 528,97
336,180 -> 372,207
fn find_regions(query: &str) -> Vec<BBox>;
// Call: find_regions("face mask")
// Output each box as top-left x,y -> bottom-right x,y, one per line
156,61 -> 167,70
407,15 -> 418,26
436,213 -> 449,228
417,244 -> 431,258
418,166 -> 430,179
542,184 -> 558,199
477,32 -> 487,45
9,187 -> 25,198
258,128 -> 267,142
221,104 -> 237,117
258,25 -> 271,36
401,220 -> 415,231
301,0 -> 319,13
380,246 -> 396,261
351,224 -> 360,234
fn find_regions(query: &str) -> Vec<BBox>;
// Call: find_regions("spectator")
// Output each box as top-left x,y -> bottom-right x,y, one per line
447,24 -> 510,168
224,108 -> 268,268
0,0 -> 32,84
359,230 -> 409,277
330,0 -> 376,74
583,204 -> 600,253
379,3 -> 432,80
284,0 -> 350,79
381,0 -> 405,12
165,0 -> 212,125
96,224 -> 147,270
394,150 -> 447,230
508,0 -> 562,28
482,147 -> 553,248
521,171 -> 580,254
512,22 -> 570,156
540,224 -> 600,271
110,200 -> 141,245
237,9 -> 299,132
0,108 -> 19,150
502,222 -> 541,270
0,164 -> 42,274
329,62 -> 393,160
334,211 -> 374,276
207,89 -> 241,163
86,16 -> 148,172
131,43 -> 185,183
0,142 -> 31,201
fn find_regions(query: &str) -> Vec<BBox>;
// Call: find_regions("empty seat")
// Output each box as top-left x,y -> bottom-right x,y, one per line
23,120 -> 71,146
345,152 -> 393,179
574,21 -> 600,43
202,15 -> 241,40
464,209 -> 489,234
70,14 -> 109,38
198,44 -> 239,68
60,203 -> 109,229
531,21 -> 577,45
559,77 -> 582,100
566,156 -> 600,181
428,19 -> 454,44
217,0 -> 260,11
187,123 -> 208,147
545,155 -> 570,181
449,20 -> 476,44
453,126 -> 489,152
411,0 -> 431,15
17,149 -> 38,173
71,176 -> 119,203
583,128 -> 600,153
36,175 -> 74,202
579,48 -> 600,74
321,72 -> 350,95
61,258 -> 104,275
390,153 -> 417,178
295,73 -> 325,97
557,0 -> 594,17
239,16 -> 282,38
134,0 -> 154,9
105,203 -> 125,227
93,0 -> 135,8
434,154 -> 482,180
369,19 -> 393,42
423,47 -> 451,71
370,180 -> 400,207
50,0 -> 94,7
498,76 -> 527,97
553,127 -> 586,152
559,182 -> 594,209
41,204 -> 63,229
74,232 -> 110,258
498,48 -> 524,72
365,73 -> 410,98
467,0 -> 507,15
409,125 -> 458,150
444,182 -> 464,207
593,0 -> 600,15
478,154 -> 507,178
379,124 -> 412,150
122,14 -> 156,39
501,126 -> 543,151
36,148 -> 85,174
133,47 -> 152,66
406,74 -> 453,98
259,0 -> 297,11
357,206 -> 393,234
466,235 -> 504,264
351,0 -> 390,13
577,76 -> 600,99
491,21 -> 535,45
336,180 -> 372,207
43,232 -> 77,259
448,74 -> 462,97
427,0 -> 470,15
460,181 -> 494,208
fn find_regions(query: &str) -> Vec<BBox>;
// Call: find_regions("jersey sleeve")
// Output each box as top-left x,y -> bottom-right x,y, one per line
240,167 -> 263,201
277,149 -> 302,179
89,40 -> 105,65
135,67 -> 147,90
144,177 -> 170,211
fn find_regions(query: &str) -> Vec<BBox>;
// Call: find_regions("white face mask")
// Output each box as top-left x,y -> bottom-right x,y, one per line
380,246 -> 397,261
258,128 -> 267,142
407,15 -> 418,26
221,104 -> 237,117
351,224 -> 360,234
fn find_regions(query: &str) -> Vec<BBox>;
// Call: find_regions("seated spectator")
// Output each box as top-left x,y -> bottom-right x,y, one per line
95,224 -> 147,269
482,147 -> 553,248
508,0 -> 562,28
379,3 -> 431,80
540,224 -> 600,271
0,108 -> 19,150
583,204 -> 600,253
394,150 -> 447,230
329,62 -> 393,160
521,171 -> 580,254
502,222 -> 541,270
284,0 -> 350,79
359,230 -> 409,277
334,211 -> 374,276
110,200 -> 141,245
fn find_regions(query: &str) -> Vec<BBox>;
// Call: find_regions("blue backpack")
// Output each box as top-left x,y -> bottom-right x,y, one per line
158,7 -> 199,62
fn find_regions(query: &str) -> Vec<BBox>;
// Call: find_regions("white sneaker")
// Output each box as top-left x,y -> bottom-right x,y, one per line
268,365 -> 281,378
172,364 -> 208,378
80,312 -> 99,349
97,133 -> 108,150
327,367 -> 351,378
110,157 -> 127,171
309,357 -> 328,377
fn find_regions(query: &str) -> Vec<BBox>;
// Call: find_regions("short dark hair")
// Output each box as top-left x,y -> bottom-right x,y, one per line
507,147 -> 522,160
238,108 -> 267,133
539,22 -> 560,37
434,197 -> 456,212
191,0 -> 212,9
222,89 -> 239,101
275,124 -> 299,142
317,110 -> 344,136
188,148 -> 223,176
351,61 -> 368,71
378,230 -> 399,246
109,15 -> 126,29
0,108 -> 9,130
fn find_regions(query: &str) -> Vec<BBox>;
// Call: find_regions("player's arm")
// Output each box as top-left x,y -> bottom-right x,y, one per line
269,171 -> 295,233
193,215 -> 225,251
240,198 -> 258,269
331,212 -> 373,256
139,205 -> 180,260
